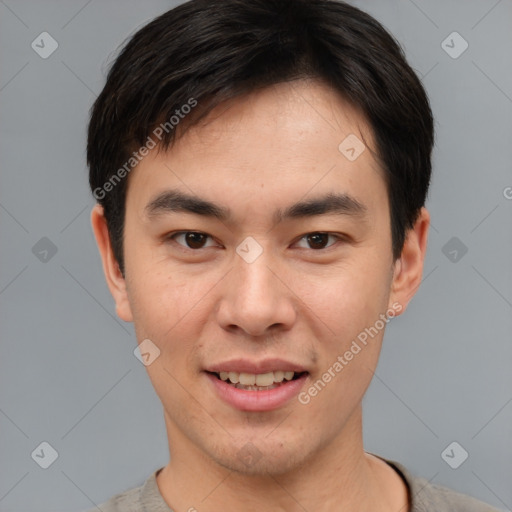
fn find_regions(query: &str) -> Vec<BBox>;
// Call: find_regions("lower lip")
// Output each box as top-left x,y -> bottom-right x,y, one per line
206,372 -> 308,412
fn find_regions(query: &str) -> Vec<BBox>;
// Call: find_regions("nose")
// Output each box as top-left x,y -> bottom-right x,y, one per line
216,249 -> 297,337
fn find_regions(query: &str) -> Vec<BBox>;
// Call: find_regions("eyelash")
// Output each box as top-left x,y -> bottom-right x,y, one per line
165,231 -> 347,251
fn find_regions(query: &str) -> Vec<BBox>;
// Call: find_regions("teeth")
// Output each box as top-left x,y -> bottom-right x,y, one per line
239,372 -> 256,386
216,370 -> 300,385
233,383 -> 279,391
273,370 -> 285,383
255,372 -> 274,387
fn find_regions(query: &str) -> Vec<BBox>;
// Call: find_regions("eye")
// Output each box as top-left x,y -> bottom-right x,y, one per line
167,231 -> 218,250
294,232 -> 344,250
166,231 -> 345,251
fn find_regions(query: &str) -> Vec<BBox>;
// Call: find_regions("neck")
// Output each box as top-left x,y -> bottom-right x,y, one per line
156,405 -> 408,512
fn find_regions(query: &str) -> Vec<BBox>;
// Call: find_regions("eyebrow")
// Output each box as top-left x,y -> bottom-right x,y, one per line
144,189 -> 368,224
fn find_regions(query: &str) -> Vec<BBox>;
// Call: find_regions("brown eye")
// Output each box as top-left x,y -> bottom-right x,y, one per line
170,231 -> 215,249
306,233 -> 330,249
185,232 -> 207,249
295,232 -> 341,250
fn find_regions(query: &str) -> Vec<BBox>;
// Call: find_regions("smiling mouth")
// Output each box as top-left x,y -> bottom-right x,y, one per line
207,370 -> 307,391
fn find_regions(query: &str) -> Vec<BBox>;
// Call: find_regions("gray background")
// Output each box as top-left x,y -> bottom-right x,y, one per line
0,1 -> 511,511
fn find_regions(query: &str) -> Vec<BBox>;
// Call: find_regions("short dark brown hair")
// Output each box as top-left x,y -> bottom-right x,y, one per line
88,0 -> 434,274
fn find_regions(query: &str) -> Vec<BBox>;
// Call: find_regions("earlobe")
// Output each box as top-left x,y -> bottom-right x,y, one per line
388,207 -> 430,314
90,204 -> 133,322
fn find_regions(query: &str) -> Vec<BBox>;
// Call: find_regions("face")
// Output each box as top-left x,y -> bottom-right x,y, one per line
92,79 -> 428,477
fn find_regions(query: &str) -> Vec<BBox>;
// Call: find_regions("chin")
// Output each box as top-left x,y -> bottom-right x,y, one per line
211,438 -> 312,477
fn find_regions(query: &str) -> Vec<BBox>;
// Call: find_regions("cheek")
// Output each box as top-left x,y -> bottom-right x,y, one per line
127,271 -> 207,399
297,271 -> 387,420
297,259 -> 391,338
315,260 -> 391,399
127,269 -> 179,343
127,265 -> 220,376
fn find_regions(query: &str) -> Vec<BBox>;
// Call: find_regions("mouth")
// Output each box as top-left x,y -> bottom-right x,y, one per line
207,370 -> 307,391
205,369 -> 309,411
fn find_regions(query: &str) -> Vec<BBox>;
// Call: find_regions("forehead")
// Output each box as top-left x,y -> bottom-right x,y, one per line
172,79 -> 375,163
126,79 -> 386,221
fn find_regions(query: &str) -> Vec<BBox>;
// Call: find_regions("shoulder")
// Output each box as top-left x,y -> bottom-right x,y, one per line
82,468 -> 171,512
384,458 -> 503,512
84,485 -> 143,512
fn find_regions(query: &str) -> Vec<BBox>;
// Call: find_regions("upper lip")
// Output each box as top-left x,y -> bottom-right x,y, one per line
205,358 -> 309,375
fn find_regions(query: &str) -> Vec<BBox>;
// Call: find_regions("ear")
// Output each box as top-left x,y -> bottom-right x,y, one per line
90,204 -> 133,322
388,207 -> 430,314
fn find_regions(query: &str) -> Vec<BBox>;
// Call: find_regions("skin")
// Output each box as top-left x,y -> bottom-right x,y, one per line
92,78 -> 429,512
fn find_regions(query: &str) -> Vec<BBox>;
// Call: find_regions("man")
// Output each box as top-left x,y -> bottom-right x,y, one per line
86,0 -> 501,510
